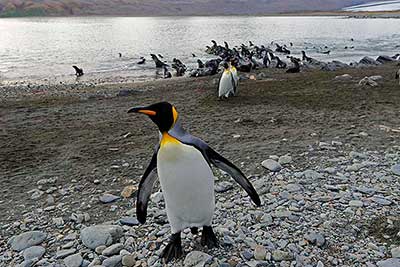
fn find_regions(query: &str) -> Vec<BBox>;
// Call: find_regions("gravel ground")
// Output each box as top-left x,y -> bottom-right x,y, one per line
1,63 -> 400,267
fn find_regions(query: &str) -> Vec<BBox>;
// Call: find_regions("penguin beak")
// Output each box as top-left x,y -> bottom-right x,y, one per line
127,107 -> 156,116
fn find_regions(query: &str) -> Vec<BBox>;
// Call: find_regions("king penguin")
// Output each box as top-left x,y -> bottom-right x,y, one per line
230,61 -> 239,96
218,62 -> 237,100
128,102 -> 261,262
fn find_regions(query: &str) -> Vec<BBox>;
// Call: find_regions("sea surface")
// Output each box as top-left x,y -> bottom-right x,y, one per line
343,0 -> 400,12
0,16 -> 400,85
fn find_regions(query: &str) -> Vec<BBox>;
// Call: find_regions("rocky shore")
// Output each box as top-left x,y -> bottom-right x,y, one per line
1,62 -> 400,267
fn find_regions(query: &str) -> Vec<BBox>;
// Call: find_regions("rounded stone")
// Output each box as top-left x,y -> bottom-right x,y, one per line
183,251 -> 212,267
391,164 -> 400,176
261,159 -> 282,172
23,246 -> 46,261
391,246 -> 400,258
254,245 -> 267,260
102,243 -> 123,256
103,255 -> 122,267
64,253 -> 83,267
122,254 -> 136,267
9,231 -> 47,252
80,225 -> 124,250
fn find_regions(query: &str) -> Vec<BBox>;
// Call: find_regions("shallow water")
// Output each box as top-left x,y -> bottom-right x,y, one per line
0,16 -> 399,85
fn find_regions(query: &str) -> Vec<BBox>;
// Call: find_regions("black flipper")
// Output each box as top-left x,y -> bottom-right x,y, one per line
205,147 -> 261,206
136,147 -> 159,224
169,123 -> 261,207
230,72 -> 237,96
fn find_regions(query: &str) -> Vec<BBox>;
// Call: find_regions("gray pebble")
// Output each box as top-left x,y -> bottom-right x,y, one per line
9,231 -> 47,252
102,255 -> 122,267
23,246 -> 46,261
261,159 -> 282,172
99,193 -> 120,204
102,243 -> 123,256
64,253 -> 83,267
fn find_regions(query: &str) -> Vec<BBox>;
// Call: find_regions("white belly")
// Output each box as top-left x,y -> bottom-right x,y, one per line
157,141 -> 215,233
219,71 -> 234,97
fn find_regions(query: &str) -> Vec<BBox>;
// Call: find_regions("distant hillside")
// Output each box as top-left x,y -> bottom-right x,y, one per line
0,0 -> 383,17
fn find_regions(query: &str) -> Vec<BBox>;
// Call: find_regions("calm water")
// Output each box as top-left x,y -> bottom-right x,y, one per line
343,0 -> 400,11
0,16 -> 400,85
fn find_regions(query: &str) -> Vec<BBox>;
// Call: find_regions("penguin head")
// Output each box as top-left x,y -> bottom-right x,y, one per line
128,102 -> 178,133
220,61 -> 229,70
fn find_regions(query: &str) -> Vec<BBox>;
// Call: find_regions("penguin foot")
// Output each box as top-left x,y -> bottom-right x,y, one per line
161,232 -> 182,263
201,226 -> 219,248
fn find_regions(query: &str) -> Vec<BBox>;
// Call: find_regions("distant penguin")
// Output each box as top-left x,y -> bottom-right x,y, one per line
286,58 -> 300,73
205,58 -> 221,75
396,68 -> 400,85
72,65 -> 84,77
163,66 -> 172,79
118,53 -> 122,58
301,51 -> 312,62
290,42 -> 293,47
137,57 -> 146,65
263,53 -> 271,68
172,58 -> 186,77
192,53 -> 196,57
224,41 -> 229,49
230,62 -> 239,95
197,59 -> 205,69
151,54 -> 167,68
218,62 -> 236,99
275,56 -> 287,69
127,102 -> 260,263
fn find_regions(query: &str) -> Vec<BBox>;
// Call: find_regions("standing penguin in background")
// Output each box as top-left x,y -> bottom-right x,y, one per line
229,61 -> 239,95
396,68 -> 400,85
128,102 -> 261,263
218,62 -> 236,100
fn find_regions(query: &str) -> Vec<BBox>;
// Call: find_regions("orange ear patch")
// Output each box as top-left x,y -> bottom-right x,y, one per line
172,106 -> 178,124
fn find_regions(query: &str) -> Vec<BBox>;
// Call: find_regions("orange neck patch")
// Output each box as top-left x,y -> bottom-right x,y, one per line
160,132 -> 180,147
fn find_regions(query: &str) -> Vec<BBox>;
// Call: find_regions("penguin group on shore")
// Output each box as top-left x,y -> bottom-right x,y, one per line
128,102 -> 261,263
